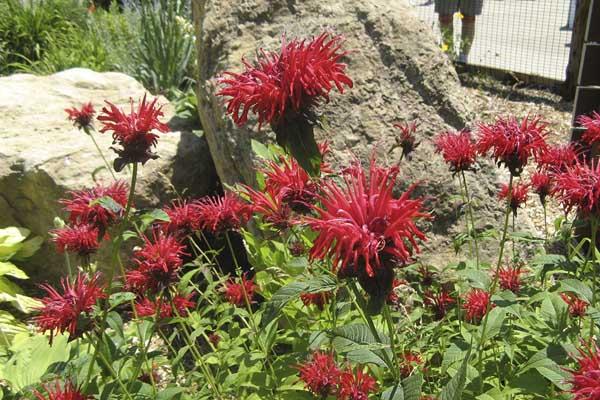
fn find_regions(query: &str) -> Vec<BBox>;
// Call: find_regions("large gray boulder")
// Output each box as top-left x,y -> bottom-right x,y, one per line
0,68 -> 218,283
191,0 -> 537,267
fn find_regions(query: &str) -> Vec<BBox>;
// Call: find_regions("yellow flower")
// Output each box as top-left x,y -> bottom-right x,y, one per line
454,11 -> 464,19
441,43 -> 449,52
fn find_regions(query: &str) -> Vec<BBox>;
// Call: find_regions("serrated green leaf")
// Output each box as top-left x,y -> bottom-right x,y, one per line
440,347 -> 471,400
558,279 -> 593,303
91,196 -> 123,214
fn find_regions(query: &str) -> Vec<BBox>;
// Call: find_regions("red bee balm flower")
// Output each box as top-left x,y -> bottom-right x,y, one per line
561,293 -> 589,318
477,115 -> 548,176
60,181 -> 129,232
33,273 -> 106,342
34,381 -> 90,400
195,192 -> 251,234
98,95 -> 169,171
496,265 -> 525,293
568,341 -> 600,400
223,275 -> 258,307
242,186 -> 293,229
462,289 -> 493,323
306,157 -> 427,299
578,111 -> 600,146
160,200 -> 202,236
338,366 -> 378,400
394,121 -> 420,160
52,224 -> 100,257
400,351 -> 424,377
262,157 -> 318,212
537,143 -> 578,173
498,182 -> 529,216
300,291 -> 332,311
218,32 -> 352,128
297,351 -> 341,397
434,129 -> 477,174
65,102 -> 95,130
423,289 -> 455,320
125,233 -> 187,294
553,160 -> 600,217
135,297 -> 172,319
530,172 -> 552,205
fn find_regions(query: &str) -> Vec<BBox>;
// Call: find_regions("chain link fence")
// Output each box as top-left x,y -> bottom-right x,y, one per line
407,0 -> 574,81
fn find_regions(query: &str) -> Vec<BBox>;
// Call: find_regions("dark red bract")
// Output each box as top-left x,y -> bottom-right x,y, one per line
297,351 -> 341,397
60,181 -> 129,232
400,351 -> 424,378
135,297 -> 172,319
434,129 -> 477,174
51,224 -> 100,257
530,172 -> 552,205
578,111 -> 600,146
242,186 -> 293,229
497,265 -> 525,293
477,115 -> 548,176
498,182 -> 529,216
394,121 -> 420,160
423,289 -> 455,320
195,192 -> 251,234
300,291 -> 332,311
338,366 -> 378,400
568,341 -> 600,400
33,381 -> 90,400
65,102 -> 95,130
223,275 -> 258,307
98,95 -> 169,171
33,273 -> 106,342
218,32 -> 352,128
561,293 -> 589,318
262,157 -> 318,212
306,157 -> 427,299
462,289 -> 493,323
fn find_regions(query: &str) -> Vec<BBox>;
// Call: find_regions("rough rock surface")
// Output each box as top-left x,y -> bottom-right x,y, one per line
192,0 -> 538,267
0,68 -> 218,282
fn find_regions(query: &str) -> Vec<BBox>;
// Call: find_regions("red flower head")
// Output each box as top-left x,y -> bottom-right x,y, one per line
561,293 -> 589,318
400,351 -> 424,377
65,102 -> 95,130
498,182 -> 529,216
530,172 -> 553,205
98,94 -> 170,171
338,366 -> 378,400
33,273 -> 106,342
423,289 -> 455,320
300,291 -> 332,311
195,192 -> 251,234
242,186 -> 292,229
318,140 -> 334,174
218,32 -> 352,128
496,265 -> 525,293
60,181 -> 129,232
208,332 -> 221,347
222,275 -> 258,307
135,297 -> 172,319
394,121 -> 420,160
125,233 -> 187,294
462,289 -> 493,323
568,341 -> 600,400
477,115 -> 548,176
172,294 -> 196,316
553,160 -> 600,217
579,111 -> 600,146
418,265 -> 435,287
297,351 -> 341,397
34,381 -> 90,400
434,129 -> 477,174
537,143 -> 579,173
306,157 -> 427,299
160,200 -> 202,237
51,224 -> 100,257
262,156 -> 318,212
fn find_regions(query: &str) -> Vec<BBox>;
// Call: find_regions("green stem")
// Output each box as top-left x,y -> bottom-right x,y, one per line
85,126 -> 117,181
83,163 -> 138,391
461,171 -> 480,269
543,202 -> 548,243
589,218 -> 598,340
90,334 -> 136,400
476,173 -> 513,392
383,303 -> 400,382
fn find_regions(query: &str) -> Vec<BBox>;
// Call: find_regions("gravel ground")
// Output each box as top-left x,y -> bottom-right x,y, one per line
460,72 -> 573,238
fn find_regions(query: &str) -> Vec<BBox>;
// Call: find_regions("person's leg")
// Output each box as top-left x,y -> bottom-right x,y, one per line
458,0 -> 482,61
435,0 -> 458,51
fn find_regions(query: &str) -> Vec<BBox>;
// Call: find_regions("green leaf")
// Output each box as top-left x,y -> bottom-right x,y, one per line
440,347 -> 471,400
331,324 -> 391,367
479,307 -> 506,342
139,209 -> 170,230
109,292 -> 136,308
12,236 -> 43,261
251,139 -> 273,160
381,384 -> 404,400
402,373 -> 423,400
442,340 -> 470,372
558,279 -> 593,303
0,276 -> 23,296
156,387 -> 185,400
0,261 -> 28,279
0,311 -> 28,346
91,196 -> 124,214
0,227 -> 29,261
274,116 -> 321,176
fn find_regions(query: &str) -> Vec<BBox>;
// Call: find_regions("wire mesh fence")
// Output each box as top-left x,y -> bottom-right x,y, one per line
407,0 -> 574,81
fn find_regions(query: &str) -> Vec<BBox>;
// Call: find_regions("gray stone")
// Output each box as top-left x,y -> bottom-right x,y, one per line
191,0 -> 537,268
0,68 -> 217,283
